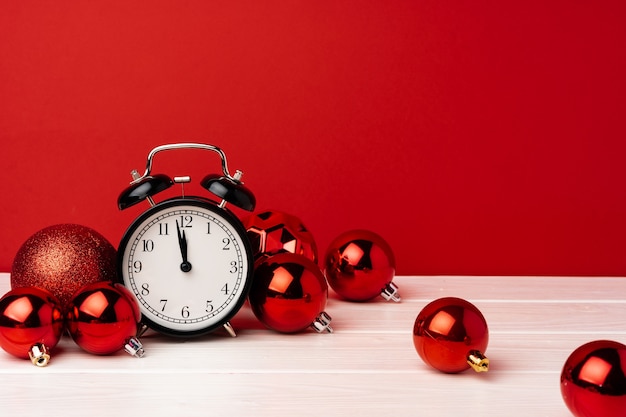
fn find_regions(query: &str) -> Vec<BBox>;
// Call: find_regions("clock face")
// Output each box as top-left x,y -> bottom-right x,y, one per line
117,198 -> 253,337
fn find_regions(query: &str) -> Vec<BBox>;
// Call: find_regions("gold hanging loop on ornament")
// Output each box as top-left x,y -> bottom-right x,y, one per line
29,342 -> 51,367
467,350 -> 489,373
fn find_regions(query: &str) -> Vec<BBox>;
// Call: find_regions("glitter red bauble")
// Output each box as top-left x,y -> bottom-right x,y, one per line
11,224 -> 117,308
249,252 -> 332,333
324,229 -> 399,302
560,340 -> 626,417
412,297 -> 490,374
0,287 -> 64,366
244,210 -> 318,262
67,281 -> 141,355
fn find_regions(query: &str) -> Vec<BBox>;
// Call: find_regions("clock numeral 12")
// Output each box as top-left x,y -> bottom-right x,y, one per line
179,215 -> 192,228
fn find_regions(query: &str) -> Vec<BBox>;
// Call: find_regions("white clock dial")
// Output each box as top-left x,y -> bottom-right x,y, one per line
118,198 -> 252,336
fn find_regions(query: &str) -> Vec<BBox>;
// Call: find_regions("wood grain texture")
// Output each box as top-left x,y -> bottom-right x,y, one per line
1,273 -> 625,417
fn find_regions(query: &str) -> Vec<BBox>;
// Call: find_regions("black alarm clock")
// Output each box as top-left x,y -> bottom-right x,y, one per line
116,143 -> 255,338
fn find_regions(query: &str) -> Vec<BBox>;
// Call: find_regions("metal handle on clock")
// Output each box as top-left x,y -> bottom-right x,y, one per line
130,143 -> 241,185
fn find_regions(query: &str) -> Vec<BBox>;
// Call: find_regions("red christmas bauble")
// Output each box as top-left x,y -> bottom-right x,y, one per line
11,224 -> 117,308
0,287 -> 64,366
244,210 -> 318,262
324,229 -> 399,302
413,297 -> 489,373
560,340 -> 626,417
249,252 -> 332,333
67,281 -> 143,356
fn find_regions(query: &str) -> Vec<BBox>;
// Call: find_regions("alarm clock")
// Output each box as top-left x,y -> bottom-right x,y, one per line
116,143 -> 256,338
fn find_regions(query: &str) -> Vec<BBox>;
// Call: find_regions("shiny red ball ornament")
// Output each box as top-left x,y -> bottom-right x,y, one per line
244,210 -> 318,262
249,252 -> 332,333
11,224 -> 117,308
560,340 -> 626,417
412,297 -> 489,373
0,287 -> 64,366
67,281 -> 144,357
324,229 -> 399,302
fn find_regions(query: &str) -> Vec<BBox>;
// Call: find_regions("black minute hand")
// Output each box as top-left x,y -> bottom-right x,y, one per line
176,220 -> 192,272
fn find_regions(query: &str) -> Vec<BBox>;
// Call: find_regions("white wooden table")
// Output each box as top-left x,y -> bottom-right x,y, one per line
1,272 -> 624,417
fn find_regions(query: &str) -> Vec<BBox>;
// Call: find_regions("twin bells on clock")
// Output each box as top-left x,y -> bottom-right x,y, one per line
118,142 -> 256,212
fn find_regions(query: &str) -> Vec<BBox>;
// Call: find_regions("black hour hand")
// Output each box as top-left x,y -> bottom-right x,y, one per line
176,220 -> 192,272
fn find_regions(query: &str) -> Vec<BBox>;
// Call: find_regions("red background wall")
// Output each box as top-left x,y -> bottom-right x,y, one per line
1,1 -> 625,276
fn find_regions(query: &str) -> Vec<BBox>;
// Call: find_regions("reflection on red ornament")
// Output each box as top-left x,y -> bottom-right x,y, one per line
244,210 -> 318,262
249,252 -> 332,333
0,287 -> 64,366
413,297 -> 489,373
324,229 -> 399,302
561,340 -> 626,417
67,282 -> 144,357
